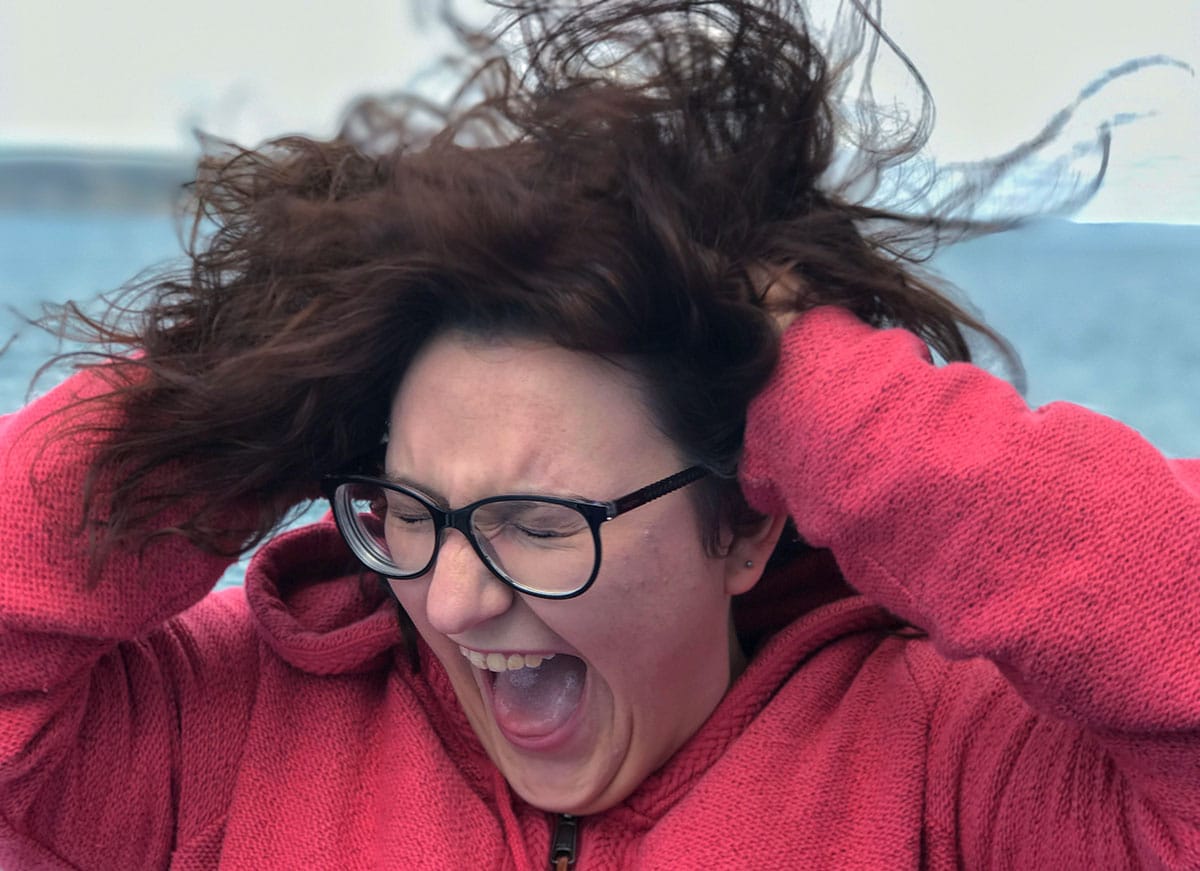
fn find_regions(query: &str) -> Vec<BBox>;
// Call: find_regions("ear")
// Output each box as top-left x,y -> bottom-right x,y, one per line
722,513 -> 789,596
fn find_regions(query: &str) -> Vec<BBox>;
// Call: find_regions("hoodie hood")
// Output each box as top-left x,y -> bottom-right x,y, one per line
244,516 -> 401,676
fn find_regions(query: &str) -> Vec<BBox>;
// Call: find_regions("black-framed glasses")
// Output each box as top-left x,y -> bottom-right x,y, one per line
322,466 -> 708,599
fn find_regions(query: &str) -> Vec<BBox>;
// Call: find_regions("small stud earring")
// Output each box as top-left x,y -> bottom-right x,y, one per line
744,560 -> 754,569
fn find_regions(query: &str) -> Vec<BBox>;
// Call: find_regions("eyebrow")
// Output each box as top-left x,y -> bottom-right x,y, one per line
380,470 -> 595,506
381,471 -> 449,507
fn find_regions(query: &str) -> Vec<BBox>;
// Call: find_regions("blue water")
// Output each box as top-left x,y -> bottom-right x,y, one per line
934,221 -> 1200,459
3,209 -> 1198,586
0,211 -> 184,404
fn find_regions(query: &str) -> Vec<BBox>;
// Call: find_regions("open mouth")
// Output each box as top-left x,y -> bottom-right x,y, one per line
460,645 -> 589,749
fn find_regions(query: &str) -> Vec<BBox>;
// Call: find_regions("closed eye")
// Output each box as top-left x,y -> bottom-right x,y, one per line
390,512 -> 430,525
514,523 -> 573,539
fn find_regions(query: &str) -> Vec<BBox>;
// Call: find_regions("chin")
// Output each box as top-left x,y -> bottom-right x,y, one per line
481,719 -> 634,815
503,763 -> 628,816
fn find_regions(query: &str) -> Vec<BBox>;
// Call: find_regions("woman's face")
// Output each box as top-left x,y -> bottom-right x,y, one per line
384,331 -> 767,814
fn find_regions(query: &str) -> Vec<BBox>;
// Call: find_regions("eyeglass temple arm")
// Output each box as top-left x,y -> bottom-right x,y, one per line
607,466 -> 709,518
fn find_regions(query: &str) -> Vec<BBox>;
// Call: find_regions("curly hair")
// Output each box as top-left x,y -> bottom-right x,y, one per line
36,0 -> 1119,570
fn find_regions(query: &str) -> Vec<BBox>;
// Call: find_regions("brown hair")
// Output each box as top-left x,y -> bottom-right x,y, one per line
38,0 -> 1121,567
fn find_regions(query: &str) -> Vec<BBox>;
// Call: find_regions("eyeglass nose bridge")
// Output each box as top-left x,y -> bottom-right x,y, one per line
427,504 -> 507,586
434,504 -> 477,539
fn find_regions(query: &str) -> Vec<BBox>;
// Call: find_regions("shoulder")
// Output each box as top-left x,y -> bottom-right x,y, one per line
139,585 -> 261,715
156,585 -> 258,666
762,616 -> 1024,742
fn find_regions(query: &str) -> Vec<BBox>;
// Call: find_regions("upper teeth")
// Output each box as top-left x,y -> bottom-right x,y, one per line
459,646 -> 556,672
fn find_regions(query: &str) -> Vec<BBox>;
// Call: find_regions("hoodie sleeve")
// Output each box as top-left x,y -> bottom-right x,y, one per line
739,306 -> 1200,869
0,369 -> 256,870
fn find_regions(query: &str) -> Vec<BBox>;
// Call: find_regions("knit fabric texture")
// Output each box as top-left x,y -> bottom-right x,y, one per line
2,308 -> 1197,869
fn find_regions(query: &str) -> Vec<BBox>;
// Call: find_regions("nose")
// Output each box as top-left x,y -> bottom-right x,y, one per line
423,529 -> 515,636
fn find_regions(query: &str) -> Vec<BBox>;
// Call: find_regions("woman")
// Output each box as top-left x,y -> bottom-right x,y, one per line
1,1 -> 1196,868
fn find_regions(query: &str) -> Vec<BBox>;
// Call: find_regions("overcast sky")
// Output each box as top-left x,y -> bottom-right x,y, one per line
1,0 -> 1197,222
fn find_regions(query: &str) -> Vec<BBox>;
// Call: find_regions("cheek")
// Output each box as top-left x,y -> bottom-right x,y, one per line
387,578 -> 422,616
565,523 -> 731,683
385,579 -> 438,646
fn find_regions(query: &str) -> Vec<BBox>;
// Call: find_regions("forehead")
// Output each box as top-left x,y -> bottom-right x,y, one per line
386,331 -> 679,497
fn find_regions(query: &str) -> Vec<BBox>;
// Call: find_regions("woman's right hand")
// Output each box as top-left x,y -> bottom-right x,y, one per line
750,264 -> 808,335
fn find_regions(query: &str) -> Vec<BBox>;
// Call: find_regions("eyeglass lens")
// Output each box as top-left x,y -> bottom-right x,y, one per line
336,482 -> 597,594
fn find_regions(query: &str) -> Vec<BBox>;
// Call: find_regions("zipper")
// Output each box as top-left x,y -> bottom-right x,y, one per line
549,813 -> 579,870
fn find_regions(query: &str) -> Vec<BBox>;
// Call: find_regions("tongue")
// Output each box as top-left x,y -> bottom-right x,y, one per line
491,654 -> 586,739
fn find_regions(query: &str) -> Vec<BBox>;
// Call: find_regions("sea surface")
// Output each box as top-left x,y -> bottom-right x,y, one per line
3,209 -> 1198,586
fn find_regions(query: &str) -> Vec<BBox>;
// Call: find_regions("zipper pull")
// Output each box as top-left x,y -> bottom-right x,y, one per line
549,813 -> 579,870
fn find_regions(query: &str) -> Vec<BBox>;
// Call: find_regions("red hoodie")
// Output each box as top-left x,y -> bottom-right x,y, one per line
2,308 -> 1197,869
